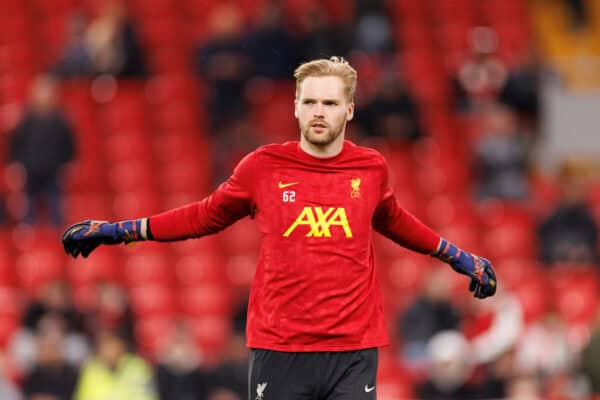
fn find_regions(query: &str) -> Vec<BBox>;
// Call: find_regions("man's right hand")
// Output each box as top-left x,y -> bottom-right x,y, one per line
61,219 -> 147,258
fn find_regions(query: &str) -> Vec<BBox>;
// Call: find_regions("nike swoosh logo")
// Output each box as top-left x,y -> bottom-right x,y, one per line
278,181 -> 299,189
365,385 -> 375,393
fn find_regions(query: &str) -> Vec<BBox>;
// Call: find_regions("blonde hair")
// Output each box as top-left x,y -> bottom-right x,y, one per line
294,56 -> 358,103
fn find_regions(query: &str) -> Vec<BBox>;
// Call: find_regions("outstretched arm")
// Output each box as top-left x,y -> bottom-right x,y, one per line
373,195 -> 497,299
62,151 -> 257,258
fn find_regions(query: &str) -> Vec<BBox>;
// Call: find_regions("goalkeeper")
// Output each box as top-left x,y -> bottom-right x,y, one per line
63,57 -> 496,400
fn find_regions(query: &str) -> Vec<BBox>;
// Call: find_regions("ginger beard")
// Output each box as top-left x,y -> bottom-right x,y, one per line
295,76 -> 353,148
299,113 -> 347,147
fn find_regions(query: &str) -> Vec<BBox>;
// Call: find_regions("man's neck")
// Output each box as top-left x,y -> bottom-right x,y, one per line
299,135 -> 345,158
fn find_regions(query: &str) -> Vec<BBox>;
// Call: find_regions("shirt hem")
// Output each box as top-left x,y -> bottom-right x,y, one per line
246,340 -> 390,352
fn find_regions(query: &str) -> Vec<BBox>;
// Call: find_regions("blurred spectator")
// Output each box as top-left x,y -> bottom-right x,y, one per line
472,104 -> 530,201
8,75 -> 75,227
564,0 -> 588,30
212,117 -> 261,186
22,325 -> 79,400
504,374 -> 542,399
245,1 -> 299,80
453,27 -> 507,112
22,280 -> 84,334
297,4 -> 351,62
355,63 -> 423,143
195,3 -> 251,133
207,301 -> 248,400
11,314 -> 89,376
83,282 -> 136,350
498,47 -> 542,130
351,0 -> 394,54
514,311 -> 574,376
581,309 -> 600,396
416,330 -> 477,399
0,352 -> 22,400
537,159 -> 598,266
155,322 -> 210,400
74,329 -> 157,400
52,11 -> 94,79
466,290 -> 524,365
86,0 -> 148,78
398,268 -> 462,367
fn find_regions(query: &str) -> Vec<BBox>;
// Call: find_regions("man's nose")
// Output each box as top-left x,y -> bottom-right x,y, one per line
313,103 -> 325,117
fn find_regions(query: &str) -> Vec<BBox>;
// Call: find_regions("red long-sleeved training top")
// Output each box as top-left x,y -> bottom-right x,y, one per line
149,140 -> 440,351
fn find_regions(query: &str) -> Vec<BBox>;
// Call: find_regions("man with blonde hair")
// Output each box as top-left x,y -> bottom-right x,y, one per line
62,57 -> 496,399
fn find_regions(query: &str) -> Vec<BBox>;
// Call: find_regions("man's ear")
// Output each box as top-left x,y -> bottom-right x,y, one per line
294,100 -> 298,119
347,102 -> 354,122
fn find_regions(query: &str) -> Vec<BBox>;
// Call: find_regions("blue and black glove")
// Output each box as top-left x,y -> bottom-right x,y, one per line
432,238 -> 497,299
61,219 -> 150,258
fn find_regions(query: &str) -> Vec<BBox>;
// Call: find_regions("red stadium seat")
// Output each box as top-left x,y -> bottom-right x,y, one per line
139,18 -> 180,47
549,265 -> 600,326
225,254 -> 257,288
153,133 -> 206,163
71,284 -> 97,310
66,247 -> 123,286
0,315 -> 18,348
495,258 -> 543,291
63,193 -> 112,224
32,0 -> 76,18
385,254 -> 434,304
112,191 -> 163,220
61,160 -> 107,193
424,195 -> 480,230
395,22 -> 435,52
104,133 -> 154,165
145,75 -> 197,107
0,252 -> 15,286
391,0 -> 427,22
130,285 -> 177,317
0,0 -> 27,18
220,218 -> 260,256
513,279 -> 549,323
175,253 -> 226,287
154,102 -> 200,132
167,238 -> 221,263
0,286 -> 22,319
187,315 -> 231,364
249,80 -> 297,142
434,0 -> 476,20
129,0 -> 176,19
123,251 -> 173,287
180,284 -> 232,318
14,249 -> 66,293
477,201 -> 536,260
135,315 -> 176,358
480,0 -> 528,25
159,160 -> 209,194
147,46 -> 191,75
108,161 -> 158,193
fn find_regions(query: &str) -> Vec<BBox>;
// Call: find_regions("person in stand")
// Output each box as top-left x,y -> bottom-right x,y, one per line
62,57 -> 496,400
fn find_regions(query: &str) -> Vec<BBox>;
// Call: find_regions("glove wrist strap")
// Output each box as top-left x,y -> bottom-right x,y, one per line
432,238 -> 460,263
116,218 -> 149,242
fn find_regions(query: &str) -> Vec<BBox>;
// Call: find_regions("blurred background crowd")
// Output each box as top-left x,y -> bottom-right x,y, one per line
1,0 -> 600,399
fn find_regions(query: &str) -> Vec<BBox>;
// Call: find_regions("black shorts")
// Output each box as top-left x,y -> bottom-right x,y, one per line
248,348 -> 378,400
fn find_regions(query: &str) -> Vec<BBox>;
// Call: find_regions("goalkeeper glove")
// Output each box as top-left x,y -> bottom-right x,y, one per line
61,219 -> 150,258
432,238 -> 497,299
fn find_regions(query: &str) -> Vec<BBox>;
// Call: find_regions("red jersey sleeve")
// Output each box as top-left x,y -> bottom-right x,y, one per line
372,157 -> 440,254
148,151 -> 257,241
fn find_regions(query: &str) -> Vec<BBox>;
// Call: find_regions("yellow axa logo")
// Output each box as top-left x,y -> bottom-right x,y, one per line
283,207 -> 353,238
